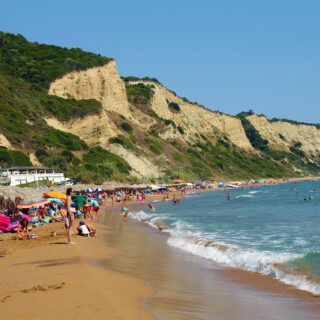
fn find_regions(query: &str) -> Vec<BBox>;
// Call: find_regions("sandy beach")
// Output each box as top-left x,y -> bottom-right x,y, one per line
0,218 -> 155,320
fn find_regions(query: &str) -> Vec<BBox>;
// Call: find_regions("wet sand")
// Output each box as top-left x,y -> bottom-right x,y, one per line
100,205 -> 320,320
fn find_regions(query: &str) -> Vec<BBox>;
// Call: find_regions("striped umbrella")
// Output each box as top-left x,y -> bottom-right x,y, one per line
17,197 -> 50,209
43,191 -> 67,200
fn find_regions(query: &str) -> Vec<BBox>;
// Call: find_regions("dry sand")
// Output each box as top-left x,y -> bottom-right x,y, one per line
0,219 -> 155,320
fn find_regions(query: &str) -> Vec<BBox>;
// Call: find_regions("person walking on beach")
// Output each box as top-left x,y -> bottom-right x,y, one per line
90,198 -> 100,222
66,188 -> 76,245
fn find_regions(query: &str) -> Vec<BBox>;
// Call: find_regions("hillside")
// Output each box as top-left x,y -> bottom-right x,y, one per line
1,31 -> 320,183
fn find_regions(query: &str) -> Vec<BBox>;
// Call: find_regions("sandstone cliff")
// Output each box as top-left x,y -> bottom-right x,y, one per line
247,114 -> 320,155
128,81 -> 253,150
49,63 -> 252,151
46,61 -> 319,178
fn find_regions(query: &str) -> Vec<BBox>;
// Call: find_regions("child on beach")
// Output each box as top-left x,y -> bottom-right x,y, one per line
78,220 -> 97,237
121,204 -> 130,221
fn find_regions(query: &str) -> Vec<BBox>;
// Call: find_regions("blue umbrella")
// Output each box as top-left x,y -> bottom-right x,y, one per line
86,188 -> 93,192
47,198 -> 65,205
95,187 -> 104,192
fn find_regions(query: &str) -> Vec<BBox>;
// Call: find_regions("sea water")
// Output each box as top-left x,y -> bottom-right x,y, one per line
130,180 -> 320,294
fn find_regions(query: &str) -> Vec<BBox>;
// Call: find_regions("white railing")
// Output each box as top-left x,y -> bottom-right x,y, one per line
9,173 -> 65,186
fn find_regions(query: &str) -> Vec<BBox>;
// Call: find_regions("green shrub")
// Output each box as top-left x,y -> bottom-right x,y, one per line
109,135 -> 135,150
0,31 -> 112,89
60,150 -> 74,161
164,119 -> 176,127
168,101 -> 180,112
177,126 -> 184,135
279,133 -> 286,141
0,149 -> 32,167
126,83 -> 152,105
35,149 -> 49,162
83,146 -> 130,174
120,122 -> 133,133
290,146 -> 305,157
146,139 -> 163,155
41,95 -> 102,122
172,152 -> 184,162
236,115 -> 269,151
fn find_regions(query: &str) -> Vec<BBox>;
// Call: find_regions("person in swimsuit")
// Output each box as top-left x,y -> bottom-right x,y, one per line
148,203 -> 155,211
172,194 -> 177,205
66,188 -> 76,244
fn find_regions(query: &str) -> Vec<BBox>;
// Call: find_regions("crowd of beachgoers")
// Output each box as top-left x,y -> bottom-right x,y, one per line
0,177 -> 305,245
0,181 -> 207,244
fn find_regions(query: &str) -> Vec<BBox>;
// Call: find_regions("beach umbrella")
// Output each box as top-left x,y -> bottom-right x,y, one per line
86,188 -> 93,193
71,195 -> 87,209
47,198 -> 65,205
95,187 -> 104,192
17,196 -> 50,209
43,191 -> 67,200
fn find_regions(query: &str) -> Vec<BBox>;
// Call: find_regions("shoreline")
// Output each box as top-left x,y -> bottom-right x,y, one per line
117,181 -> 320,314
100,205 -> 320,320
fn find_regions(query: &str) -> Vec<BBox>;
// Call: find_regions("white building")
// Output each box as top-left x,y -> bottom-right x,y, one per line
0,167 -> 65,186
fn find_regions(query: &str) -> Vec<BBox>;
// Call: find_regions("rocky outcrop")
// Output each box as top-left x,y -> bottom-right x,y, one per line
247,115 -> 320,155
49,60 -> 131,116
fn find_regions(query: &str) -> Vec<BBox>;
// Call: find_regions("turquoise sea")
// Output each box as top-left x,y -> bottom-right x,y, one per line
131,180 -> 320,294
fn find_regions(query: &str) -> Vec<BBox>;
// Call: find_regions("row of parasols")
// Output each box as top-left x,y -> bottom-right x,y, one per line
17,191 -> 89,210
17,191 -> 68,209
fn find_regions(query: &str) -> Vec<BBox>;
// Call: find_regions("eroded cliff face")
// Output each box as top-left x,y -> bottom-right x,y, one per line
46,62 -> 319,177
49,61 -> 131,116
129,81 -> 253,150
247,115 -> 320,155
48,62 -> 253,151
48,61 -> 130,146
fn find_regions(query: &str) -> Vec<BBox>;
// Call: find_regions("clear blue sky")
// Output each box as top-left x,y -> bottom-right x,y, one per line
1,0 -> 320,123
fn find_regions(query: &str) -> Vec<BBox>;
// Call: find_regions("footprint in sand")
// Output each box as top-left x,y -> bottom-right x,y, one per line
0,295 -> 11,303
21,282 -> 65,293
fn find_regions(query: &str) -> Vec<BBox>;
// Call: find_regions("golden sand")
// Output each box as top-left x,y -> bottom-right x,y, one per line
0,220 -> 154,320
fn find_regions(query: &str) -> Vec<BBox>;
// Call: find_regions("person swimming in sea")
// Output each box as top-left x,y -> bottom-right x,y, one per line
172,194 -> 177,205
148,203 -> 155,211
227,192 -> 231,200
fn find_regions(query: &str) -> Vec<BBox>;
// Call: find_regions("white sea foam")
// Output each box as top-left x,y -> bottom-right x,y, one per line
129,209 -> 320,294
235,194 -> 254,198
249,191 -> 260,194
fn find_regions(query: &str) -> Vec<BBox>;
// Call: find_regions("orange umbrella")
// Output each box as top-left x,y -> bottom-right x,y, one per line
43,191 -> 67,200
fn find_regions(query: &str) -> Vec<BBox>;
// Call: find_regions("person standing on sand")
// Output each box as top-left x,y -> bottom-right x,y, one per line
66,188 -> 76,245
58,204 -> 68,234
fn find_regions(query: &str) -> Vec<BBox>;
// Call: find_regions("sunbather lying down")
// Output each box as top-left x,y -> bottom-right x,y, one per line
78,221 -> 97,237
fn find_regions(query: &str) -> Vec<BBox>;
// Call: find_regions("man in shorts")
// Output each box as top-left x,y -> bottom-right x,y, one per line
90,198 -> 100,222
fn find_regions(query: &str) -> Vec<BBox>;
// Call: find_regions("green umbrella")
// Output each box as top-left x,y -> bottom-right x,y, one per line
71,195 -> 87,209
